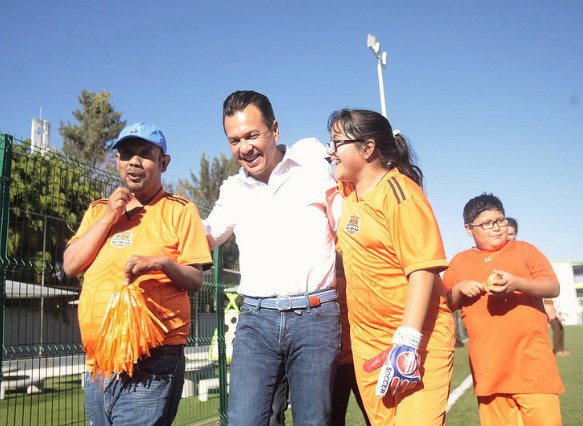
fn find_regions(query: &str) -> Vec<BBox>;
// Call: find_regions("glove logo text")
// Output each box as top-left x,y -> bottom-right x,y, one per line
378,365 -> 393,396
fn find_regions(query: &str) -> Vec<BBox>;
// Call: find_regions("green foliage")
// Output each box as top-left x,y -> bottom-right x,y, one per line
175,152 -> 240,270
176,152 -> 239,210
59,89 -> 126,167
197,154 -> 212,206
175,169 -> 200,206
8,140 -> 118,286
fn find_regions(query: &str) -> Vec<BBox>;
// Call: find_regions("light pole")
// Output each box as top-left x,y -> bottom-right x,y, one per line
367,34 -> 388,117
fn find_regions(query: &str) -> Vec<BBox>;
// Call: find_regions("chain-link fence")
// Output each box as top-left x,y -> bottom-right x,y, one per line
0,133 -> 232,425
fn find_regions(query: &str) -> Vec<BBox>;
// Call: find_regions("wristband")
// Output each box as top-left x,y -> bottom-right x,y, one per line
392,326 -> 422,350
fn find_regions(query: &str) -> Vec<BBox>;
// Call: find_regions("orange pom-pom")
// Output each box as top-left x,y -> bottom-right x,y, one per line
92,283 -> 168,381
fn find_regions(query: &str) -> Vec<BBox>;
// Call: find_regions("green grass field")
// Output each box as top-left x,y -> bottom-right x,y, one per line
0,370 -> 221,426
1,326 -> 580,425
0,374 -> 87,425
341,325 -> 583,426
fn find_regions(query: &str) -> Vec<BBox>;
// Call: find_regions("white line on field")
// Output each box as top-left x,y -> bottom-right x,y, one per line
447,374 -> 473,412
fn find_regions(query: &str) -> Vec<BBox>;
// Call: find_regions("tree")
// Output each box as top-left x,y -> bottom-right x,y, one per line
176,152 -> 239,211
5,139 -> 119,329
175,151 -> 240,270
8,141 -> 117,288
211,153 -> 240,200
60,90 -> 126,168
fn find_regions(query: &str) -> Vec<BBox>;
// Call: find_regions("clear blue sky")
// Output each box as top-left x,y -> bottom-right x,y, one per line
2,1 -> 582,261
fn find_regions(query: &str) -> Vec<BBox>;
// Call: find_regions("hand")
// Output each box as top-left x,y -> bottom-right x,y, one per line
123,255 -> 165,284
104,187 -> 134,223
363,327 -> 422,398
458,279 -> 487,297
489,269 -> 518,295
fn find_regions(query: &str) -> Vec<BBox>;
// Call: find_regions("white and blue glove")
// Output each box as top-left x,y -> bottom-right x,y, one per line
363,327 -> 422,398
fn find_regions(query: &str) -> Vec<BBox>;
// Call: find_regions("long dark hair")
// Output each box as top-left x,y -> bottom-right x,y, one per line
327,109 -> 423,187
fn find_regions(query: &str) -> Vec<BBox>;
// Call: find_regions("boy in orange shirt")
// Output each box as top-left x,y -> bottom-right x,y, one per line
442,193 -> 564,425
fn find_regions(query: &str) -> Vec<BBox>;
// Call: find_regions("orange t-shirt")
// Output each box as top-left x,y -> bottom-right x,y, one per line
70,191 -> 213,370
336,170 -> 454,361
442,240 -> 564,396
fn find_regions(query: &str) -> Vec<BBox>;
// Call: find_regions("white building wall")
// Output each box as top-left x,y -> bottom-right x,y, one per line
551,262 -> 580,325
30,118 -> 50,153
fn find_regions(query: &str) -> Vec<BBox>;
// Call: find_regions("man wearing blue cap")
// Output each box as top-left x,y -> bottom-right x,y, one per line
64,122 -> 213,426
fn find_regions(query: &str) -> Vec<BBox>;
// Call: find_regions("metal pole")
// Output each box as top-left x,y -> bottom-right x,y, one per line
39,215 -> 47,356
367,34 -> 388,118
377,59 -> 387,118
214,246 -> 228,425
0,133 -> 14,380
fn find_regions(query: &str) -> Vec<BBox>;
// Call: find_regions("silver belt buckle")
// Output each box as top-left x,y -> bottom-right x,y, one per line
276,295 -> 293,311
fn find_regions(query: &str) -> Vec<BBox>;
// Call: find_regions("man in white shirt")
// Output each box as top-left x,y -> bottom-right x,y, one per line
204,90 -> 341,425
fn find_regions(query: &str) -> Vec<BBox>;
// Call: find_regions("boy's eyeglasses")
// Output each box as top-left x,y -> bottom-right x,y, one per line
327,139 -> 361,154
468,218 -> 509,230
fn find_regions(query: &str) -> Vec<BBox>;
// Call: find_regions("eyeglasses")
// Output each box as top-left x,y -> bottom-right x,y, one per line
468,218 -> 509,230
327,139 -> 361,154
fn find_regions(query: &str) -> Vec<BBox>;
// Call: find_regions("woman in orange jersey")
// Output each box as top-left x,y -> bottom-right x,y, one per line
326,109 -> 455,425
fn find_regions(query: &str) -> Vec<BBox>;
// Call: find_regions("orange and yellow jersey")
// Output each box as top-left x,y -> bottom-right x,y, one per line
442,240 -> 564,396
69,190 -> 212,370
336,169 -> 454,361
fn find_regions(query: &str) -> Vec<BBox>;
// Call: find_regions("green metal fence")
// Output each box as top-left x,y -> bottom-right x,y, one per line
0,133 -> 233,425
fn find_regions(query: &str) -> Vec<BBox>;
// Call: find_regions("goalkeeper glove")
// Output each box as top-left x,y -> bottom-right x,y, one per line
363,326 -> 422,398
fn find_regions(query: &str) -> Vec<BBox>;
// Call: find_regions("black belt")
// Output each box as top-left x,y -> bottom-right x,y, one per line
149,345 -> 184,358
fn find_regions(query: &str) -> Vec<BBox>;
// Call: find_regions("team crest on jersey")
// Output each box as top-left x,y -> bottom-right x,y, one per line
111,231 -> 132,248
345,215 -> 360,234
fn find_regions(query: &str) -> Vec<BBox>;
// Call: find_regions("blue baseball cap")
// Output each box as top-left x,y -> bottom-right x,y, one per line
113,122 -> 168,155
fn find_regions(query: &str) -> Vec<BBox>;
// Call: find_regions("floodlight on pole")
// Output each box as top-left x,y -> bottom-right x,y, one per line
367,34 -> 388,117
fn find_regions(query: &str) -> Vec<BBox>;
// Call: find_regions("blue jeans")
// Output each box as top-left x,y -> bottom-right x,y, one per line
84,351 -> 185,426
228,301 -> 341,426
269,374 -> 289,426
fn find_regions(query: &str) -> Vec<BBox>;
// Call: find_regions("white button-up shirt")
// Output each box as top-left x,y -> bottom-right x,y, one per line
204,138 -> 341,297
